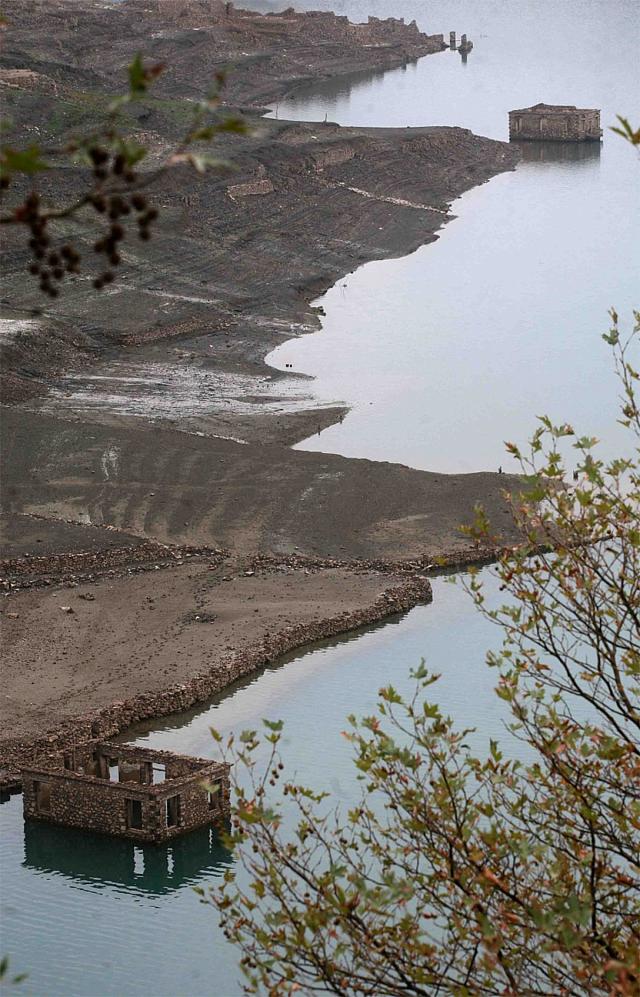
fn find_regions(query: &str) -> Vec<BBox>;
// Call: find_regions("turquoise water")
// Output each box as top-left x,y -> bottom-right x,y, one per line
2,3 -> 638,994
2,572 -> 508,996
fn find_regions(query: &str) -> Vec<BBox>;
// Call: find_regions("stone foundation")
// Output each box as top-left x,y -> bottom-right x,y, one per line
0,542 -> 226,591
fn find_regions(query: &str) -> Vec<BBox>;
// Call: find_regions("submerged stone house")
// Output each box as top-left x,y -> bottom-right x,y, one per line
22,741 -> 230,843
509,104 -> 601,142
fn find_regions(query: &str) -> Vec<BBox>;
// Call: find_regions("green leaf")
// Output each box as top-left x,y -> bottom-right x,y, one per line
218,116 -> 248,134
186,152 -> 228,174
117,139 -> 147,166
1,145 -> 49,176
128,53 -> 147,96
610,115 -> 640,145
262,719 -> 284,732
188,126 -> 218,142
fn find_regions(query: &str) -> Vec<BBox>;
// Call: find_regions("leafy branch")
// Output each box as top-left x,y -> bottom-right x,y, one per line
0,54 -> 248,297
210,318 -> 640,996
610,116 -> 640,149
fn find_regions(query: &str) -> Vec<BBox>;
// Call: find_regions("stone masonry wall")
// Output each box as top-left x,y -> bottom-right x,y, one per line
227,178 -> 274,200
509,108 -> 600,142
2,573 -> 434,787
312,145 -> 356,170
22,743 -> 229,843
23,769 -> 154,840
1,542 -> 226,592
151,2 -> 445,55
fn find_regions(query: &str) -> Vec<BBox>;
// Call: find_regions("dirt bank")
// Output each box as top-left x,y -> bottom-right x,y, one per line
0,556 -> 432,785
2,408 -> 521,562
1,0 -> 517,433
1,0 -> 522,776
0,404 -> 520,785
1,0 -> 446,109
1,118 -> 518,440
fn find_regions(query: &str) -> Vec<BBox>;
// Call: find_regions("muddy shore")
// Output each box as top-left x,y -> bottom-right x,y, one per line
1,0 -> 522,781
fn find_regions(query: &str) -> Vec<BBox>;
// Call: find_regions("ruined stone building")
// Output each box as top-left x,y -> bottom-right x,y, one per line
22,741 -> 230,843
509,104 -> 601,142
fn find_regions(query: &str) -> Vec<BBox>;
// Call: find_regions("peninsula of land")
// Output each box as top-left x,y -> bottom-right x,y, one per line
0,0 -> 522,785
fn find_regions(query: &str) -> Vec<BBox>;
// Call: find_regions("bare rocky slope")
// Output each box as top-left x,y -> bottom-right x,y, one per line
1,0 -> 522,781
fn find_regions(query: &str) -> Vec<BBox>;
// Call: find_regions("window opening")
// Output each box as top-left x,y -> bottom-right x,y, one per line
34,780 -> 51,813
126,798 -> 143,830
166,795 -> 181,828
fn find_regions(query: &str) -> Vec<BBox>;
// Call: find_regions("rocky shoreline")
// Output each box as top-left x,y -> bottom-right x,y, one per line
1,0 -> 523,781
0,559 -> 434,789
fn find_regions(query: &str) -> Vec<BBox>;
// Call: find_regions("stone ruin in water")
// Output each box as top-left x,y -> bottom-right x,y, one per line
509,104 -> 601,143
22,740 -> 230,843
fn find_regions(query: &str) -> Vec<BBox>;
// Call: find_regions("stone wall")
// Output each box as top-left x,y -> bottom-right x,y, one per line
1,543 -> 226,591
2,573 -> 434,786
312,144 -> 356,170
227,178 -> 274,200
147,1 -> 444,55
22,741 -> 229,843
509,107 -> 601,142
354,16 -> 440,48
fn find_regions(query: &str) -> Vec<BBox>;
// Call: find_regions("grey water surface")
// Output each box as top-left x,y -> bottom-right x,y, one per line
2,3 -> 637,994
265,0 -> 639,472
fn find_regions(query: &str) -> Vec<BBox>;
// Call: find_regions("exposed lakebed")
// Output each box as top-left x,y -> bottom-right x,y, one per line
2,2 -> 638,994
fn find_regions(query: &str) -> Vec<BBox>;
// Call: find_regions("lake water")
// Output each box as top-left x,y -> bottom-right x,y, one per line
2,3 -> 637,993
265,0 -> 639,472
1,571 -> 508,996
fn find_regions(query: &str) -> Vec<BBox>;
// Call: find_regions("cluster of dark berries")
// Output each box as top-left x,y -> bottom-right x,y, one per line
88,189 -> 158,288
23,193 -> 81,298
88,147 -> 159,288
20,145 -> 161,298
132,196 -> 159,242
89,146 -> 136,184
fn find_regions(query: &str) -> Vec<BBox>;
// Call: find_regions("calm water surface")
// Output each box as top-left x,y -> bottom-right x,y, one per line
265,0 -> 639,471
2,3 -> 637,993
2,572 -> 506,996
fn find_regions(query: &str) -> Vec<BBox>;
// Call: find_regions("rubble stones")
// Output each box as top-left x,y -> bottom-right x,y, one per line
0,571 -> 432,788
1,542 -> 228,592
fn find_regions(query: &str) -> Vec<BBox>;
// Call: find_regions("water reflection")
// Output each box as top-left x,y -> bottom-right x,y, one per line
23,818 -> 232,896
274,60 -> 419,119
511,139 -> 602,163
122,609 -> 409,740
264,0 -> 638,473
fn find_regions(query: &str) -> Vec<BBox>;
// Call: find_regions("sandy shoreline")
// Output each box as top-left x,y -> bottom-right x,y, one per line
1,0 -> 522,782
